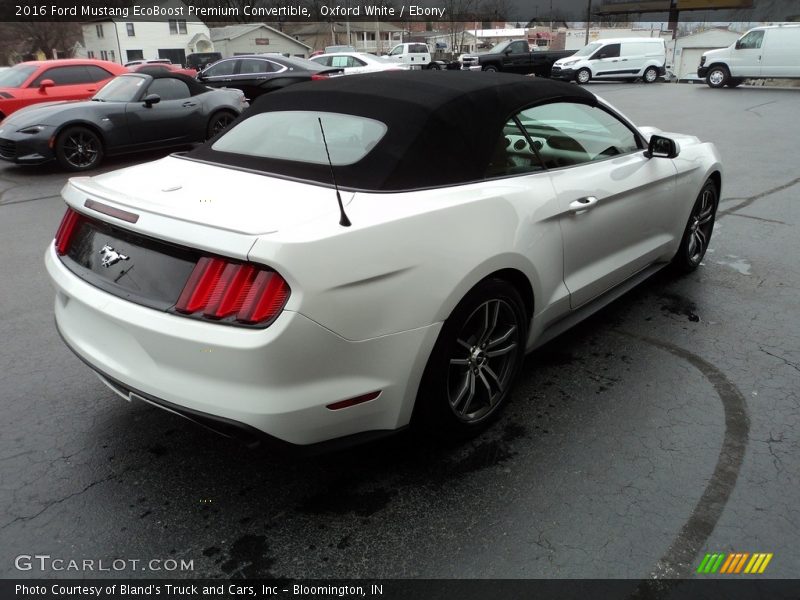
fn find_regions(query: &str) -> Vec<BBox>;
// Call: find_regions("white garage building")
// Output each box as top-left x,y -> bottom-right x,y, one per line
210,24 -> 311,59
671,28 -> 741,80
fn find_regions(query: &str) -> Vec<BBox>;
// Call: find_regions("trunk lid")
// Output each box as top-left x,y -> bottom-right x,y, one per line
68,154 -> 350,236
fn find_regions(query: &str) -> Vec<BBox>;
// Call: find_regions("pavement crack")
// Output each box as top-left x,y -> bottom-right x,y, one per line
759,345 -> 800,374
718,176 -> 800,217
0,459 -> 156,532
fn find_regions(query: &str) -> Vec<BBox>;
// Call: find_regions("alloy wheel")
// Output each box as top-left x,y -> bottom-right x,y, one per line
687,186 -> 716,265
447,299 -> 519,423
63,131 -> 100,169
708,69 -> 725,86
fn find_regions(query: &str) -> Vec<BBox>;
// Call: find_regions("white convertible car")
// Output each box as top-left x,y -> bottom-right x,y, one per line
45,72 -> 721,449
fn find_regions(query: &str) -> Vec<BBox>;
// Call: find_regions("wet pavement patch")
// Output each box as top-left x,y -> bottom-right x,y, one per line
659,292 -> 700,322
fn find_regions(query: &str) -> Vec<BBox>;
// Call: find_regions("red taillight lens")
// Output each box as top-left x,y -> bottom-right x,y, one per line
311,73 -> 330,81
54,208 -> 84,255
175,257 -> 290,327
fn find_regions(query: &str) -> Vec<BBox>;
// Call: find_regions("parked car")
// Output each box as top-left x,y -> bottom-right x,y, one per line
128,62 -> 197,78
124,59 -> 172,68
551,38 -> 666,84
0,72 -> 245,171
196,55 -> 342,100
186,52 -> 222,71
698,23 -> 800,88
460,40 -> 575,76
45,71 -> 721,448
310,52 -> 408,75
0,59 -> 127,121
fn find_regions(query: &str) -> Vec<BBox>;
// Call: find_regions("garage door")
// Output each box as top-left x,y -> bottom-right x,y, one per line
678,47 -> 708,79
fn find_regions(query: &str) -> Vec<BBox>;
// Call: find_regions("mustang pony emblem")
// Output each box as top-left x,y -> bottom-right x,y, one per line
99,244 -> 130,268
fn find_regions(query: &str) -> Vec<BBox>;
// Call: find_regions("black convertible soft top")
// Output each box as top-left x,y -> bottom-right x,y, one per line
130,69 -> 212,97
185,71 -> 596,191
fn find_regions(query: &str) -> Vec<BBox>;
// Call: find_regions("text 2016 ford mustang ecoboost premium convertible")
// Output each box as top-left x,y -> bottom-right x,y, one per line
45,71 -> 722,449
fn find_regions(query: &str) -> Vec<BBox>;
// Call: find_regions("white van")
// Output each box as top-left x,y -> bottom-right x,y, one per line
551,37 -> 666,84
698,24 -> 800,88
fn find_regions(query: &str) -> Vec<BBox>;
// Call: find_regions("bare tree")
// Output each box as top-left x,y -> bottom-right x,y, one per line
0,22 -> 81,61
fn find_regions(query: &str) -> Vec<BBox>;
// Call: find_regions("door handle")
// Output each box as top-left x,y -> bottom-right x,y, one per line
569,196 -> 598,213
182,102 -> 197,107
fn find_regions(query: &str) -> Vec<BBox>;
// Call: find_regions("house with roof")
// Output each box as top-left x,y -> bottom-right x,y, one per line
287,22 -> 404,54
210,24 -> 311,58
80,0 -> 213,66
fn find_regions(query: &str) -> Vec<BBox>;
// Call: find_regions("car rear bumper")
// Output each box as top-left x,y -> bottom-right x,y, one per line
45,243 -> 441,446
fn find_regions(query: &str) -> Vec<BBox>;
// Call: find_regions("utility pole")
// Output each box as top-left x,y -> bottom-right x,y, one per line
585,0 -> 592,45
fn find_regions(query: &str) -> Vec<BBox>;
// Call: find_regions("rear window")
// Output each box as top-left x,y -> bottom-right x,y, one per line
211,111 -> 387,166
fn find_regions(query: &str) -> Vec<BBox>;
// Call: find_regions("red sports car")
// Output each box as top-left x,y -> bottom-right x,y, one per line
0,59 -> 127,120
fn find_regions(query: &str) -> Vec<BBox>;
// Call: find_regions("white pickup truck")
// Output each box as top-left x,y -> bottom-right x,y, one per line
382,43 -> 457,70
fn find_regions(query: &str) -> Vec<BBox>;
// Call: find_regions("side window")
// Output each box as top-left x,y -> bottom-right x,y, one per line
331,56 -> 350,68
510,41 -> 528,54
205,60 -> 237,77
516,102 -> 639,169
32,66 -> 92,86
147,78 -> 191,101
485,118 -> 544,179
238,59 -> 273,75
737,30 -> 764,49
389,45 -> 403,56
594,43 -> 620,59
313,56 -> 332,67
84,66 -> 114,82
350,57 -> 367,67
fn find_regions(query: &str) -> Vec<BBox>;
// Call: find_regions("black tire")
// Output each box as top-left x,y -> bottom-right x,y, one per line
575,68 -> 591,84
671,180 -> 718,273
428,62 -> 441,71
206,111 -> 236,140
55,126 -> 104,172
706,65 -> 729,88
726,78 -> 743,88
482,64 -> 499,72
642,66 -> 659,83
414,278 -> 528,437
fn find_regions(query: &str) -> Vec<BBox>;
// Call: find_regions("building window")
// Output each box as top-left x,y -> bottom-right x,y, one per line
96,24 -> 104,38
126,23 -> 135,37
169,20 -> 187,35
100,50 -> 108,61
109,50 -> 115,62
87,51 -> 95,58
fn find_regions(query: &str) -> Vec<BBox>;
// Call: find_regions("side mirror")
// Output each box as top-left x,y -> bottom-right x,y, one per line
503,48 -> 512,55
735,40 -> 742,49
143,93 -> 161,107
38,79 -> 54,92
645,134 -> 680,159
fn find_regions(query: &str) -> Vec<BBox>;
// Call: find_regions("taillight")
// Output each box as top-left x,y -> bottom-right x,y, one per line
54,207 -> 84,255
175,257 -> 290,326
311,73 -> 330,80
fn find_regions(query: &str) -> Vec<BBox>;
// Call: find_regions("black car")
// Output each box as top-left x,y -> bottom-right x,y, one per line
196,55 -> 342,100
0,72 -> 246,171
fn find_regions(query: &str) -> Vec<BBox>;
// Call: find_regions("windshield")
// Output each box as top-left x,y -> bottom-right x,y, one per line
93,76 -> 147,102
0,65 -> 37,88
574,42 -> 602,57
488,41 -> 511,53
212,111 -> 387,166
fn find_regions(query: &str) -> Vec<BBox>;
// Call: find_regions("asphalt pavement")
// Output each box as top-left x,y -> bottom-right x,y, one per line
0,82 -> 798,580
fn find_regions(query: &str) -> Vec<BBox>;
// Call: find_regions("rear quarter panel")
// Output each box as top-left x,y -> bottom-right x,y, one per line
247,175 -> 567,344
